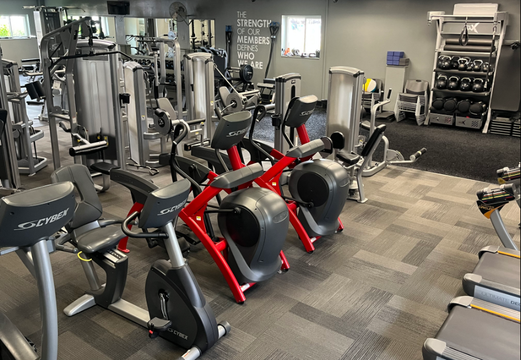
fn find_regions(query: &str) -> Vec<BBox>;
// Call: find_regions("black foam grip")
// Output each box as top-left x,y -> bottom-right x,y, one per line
444,45 -> 496,52
446,39 -> 494,46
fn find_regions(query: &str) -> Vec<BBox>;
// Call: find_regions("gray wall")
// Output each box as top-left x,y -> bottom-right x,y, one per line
325,0 -> 520,98
0,0 -> 40,64
42,0 -> 521,100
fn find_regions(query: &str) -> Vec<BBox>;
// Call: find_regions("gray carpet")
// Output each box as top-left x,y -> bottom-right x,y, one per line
252,107 -> 521,184
1,121 -> 520,359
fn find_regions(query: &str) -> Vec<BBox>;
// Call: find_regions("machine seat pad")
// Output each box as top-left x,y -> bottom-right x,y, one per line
90,162 -> 120,175
76,224 -> 125,254
286,139 -> 324,159
336,150 -> 361,165
211,163 -> 263,189
0,312 -> 38,360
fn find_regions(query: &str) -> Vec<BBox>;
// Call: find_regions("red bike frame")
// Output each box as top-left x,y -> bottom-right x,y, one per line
118,168 -> 290,303
240,124 -> 344,252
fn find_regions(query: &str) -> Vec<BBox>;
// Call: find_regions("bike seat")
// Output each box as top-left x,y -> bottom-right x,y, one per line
286,139 -> 324,159
111,169 -> 159,205
90,162 -> 119,175
0,313 -> 38,360
336,150 -> 361,166
0,183 -> 75,248
211,163 -> 263,189
75,224 -> 126,254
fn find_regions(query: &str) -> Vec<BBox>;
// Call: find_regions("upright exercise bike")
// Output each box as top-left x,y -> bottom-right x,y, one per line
0,182 -> 76,360
52,165 -> 230,359
136,103 -> 290,304
194,95 -> 349,253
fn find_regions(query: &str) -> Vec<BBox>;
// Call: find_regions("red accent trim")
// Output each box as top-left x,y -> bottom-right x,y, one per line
337,218 -> 344,231
296,125 -> 310,144
215,240 -> 227,252
296,125 -> 314,162
270,149 -> 284,160
279,251 -> 290,271
117,202 -> 144,253
179,208 -> 247,303
227,147 -> 245,170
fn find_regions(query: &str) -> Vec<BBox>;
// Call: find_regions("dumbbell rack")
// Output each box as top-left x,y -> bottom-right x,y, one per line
426,7 -> 508,133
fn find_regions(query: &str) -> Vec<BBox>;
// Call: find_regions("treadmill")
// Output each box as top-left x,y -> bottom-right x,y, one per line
463,246 -> 520,311
423,296 -> 520,360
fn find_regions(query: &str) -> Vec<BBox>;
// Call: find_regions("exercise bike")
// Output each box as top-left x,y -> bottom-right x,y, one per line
51,165 -> 230,359
147,105 -> 291,303
0,182 -> 76,360
191,96 -> 349,253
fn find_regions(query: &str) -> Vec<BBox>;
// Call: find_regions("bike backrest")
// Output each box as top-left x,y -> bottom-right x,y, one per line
110,169 -> 159,205
211,111 -> 252,150
51,164 -> 103,229
283,95 -> 318,129
360,124 -> 386,157
139,179 -> 191,229
0,182 -> 75,247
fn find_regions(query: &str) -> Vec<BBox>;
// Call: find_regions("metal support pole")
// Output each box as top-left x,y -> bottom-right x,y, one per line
109,52 -> 126,170
31,240 -> 59,360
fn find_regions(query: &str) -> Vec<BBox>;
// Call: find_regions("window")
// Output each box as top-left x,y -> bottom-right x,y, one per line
68,16 -> 110,38
0,15 -> 30,38
281,15 -> 321,59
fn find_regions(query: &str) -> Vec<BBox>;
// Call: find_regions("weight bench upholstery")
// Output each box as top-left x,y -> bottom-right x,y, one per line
52,164 -> 125,254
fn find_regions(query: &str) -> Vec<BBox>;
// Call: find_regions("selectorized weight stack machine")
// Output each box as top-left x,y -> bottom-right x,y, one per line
123,61 -> 167,169
272,73 -> 301,153
182,52 -> 216,153
73,39 -> 126,170
41,18 -> 136,191
325,66 -> 369,202
1,58 -> 48,176
326,67 -> 364,160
